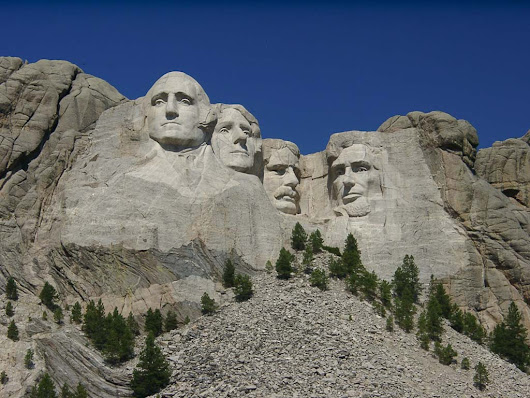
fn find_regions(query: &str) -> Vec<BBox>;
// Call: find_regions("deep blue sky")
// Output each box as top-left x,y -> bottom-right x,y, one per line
2,2 -> 529,154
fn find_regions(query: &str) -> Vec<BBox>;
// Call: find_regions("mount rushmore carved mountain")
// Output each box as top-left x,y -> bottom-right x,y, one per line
0,57 -> 529,395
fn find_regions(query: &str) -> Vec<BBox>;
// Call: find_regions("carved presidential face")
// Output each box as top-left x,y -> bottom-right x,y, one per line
330,144 -> 380,217
145,73 -> 207,150
212,108 -> 259,173
263,147 -> 300,215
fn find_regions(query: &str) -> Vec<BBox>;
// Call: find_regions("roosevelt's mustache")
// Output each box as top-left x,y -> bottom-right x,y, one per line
274,186 -> 299,199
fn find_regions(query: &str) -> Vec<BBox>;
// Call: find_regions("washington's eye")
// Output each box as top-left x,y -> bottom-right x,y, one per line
154,98 -> 165,106
180,98 -> 191,105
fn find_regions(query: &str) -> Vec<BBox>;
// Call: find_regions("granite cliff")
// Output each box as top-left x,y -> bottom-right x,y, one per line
0,57 -> 528,396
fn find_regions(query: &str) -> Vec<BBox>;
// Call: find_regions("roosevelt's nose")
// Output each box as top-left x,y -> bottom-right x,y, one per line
284,167 -> 299,187
165,94 -> 178,118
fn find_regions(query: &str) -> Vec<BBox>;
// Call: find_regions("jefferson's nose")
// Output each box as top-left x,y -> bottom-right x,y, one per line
165,95 -> 178,118
232,127 -> 248,144
284,167 -> 299,187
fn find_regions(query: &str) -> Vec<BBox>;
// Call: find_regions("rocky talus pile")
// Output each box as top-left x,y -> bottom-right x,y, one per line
156,270 -> 530,398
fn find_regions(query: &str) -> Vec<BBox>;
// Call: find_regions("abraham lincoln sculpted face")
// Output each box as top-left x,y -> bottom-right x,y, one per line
330,144 -> 381,217
145,72 -> 212,151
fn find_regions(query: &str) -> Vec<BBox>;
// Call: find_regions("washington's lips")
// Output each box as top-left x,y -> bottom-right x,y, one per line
162,121 -> 180,126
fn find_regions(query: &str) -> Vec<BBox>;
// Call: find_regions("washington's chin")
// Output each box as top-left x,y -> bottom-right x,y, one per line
274,197 -> 299,215
149,128 -> 205,148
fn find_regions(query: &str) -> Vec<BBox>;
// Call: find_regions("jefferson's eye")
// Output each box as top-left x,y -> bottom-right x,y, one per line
242,129 -> 251,136
219,127 -> 230,134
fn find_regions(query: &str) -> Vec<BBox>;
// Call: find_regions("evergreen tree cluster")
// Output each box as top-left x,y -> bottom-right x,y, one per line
222,259 -> 254,302
39,282 -> 59,311
82,300 -> 135,364
490,302 -> 530,371
28,373 -> 88,398
130,333 -> 171,398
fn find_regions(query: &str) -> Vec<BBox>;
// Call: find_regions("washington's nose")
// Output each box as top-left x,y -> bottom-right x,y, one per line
284,167 -> 299,187
165,95 -> 178,118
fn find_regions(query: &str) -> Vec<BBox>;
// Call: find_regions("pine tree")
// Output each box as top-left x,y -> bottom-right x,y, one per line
425,294 -> 443,342
417,311 -> 430,350
145,308 -> 163,337
360,271 -> 378,302
54,307 -> 64,324
473,362 -> 489,391
25,348 -> 34,369
127,312 -> 140,336
35,373 -> 58,398
82,299 -> 107,350
392,255 -> 421,303
130,333 -> 171,398
342,234 -> 363,276
6,277 -> 18,300
104,308 -> 135,364
165,310 -> 178,332
462,312 -> 486,344
222,259 -> 236,288
5,301 -> 14,317
0,370 -> 7,384
234,274 -> 253,302
73,383 -> 88,398
275,248 -> 294,280
7,320 -> 19,341
309,229 -> 323,253
265,260 -> 274,273
432,283 -> 452,319
393,289 -> 415,333
461,357 -> 471,370
328,256 -> 347,279
490,302 -> 530,371
201,293 -> 217,315
309,269 -> 328,291
39,282 -> 59,310
434,342 -> 457,365
71,302 -> 82,324
385,316 -> 394,332
291,222 -> 307,251
59,383 -> 71,398
379,280 -> 392,309
449,304 -> 464,333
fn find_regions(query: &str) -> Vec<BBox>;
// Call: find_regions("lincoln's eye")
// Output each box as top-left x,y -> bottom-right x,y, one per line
353,166 -> 368,172
335,166 -> 345,176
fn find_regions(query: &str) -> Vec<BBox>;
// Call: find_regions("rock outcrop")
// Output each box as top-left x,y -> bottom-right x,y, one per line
0,58 -> 529,396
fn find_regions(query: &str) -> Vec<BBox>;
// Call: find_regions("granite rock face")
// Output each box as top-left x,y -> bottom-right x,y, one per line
0,57 -> 529,396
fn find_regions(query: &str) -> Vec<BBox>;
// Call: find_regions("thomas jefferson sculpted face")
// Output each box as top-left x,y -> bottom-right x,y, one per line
263,141 -> 301,215
330,144 -> 381,217
212,105 -> 262,174
145,72 -> 211,150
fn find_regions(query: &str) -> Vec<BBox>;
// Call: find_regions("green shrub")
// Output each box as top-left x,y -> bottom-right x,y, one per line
24,349 -> 34,369
309,269 -> 328,291
145,308 -> 164,337
71,302 -> 82,324
0,370 -> 7,384
309,229 -> 323,253
39,282 -> 59,310
392,255 -> 421,303
265,260 -> 274,273
7,320 -> 18,341
54,307 -> 64,324
473,362 -> 489,391
33,373 -> 57,398
360,271 -> 378,302
127,312 -> 140,336
462,312 -> 486,344
6,277 -> 18,300
393,291 -> 415,333
234,274 -> 253,302
275,248 -> 294,280
201,293 -> 217,315
165,310 -> 178,332
322,245 -> 341,257
291,222 -> 307,251
328,257 -> 347,279
5,301 -> 14,317
385,316 -> 394,332
222,259 -> 236,288
130,333 -> 170,398
461,357 -> 470,370
434,342 -> 457,365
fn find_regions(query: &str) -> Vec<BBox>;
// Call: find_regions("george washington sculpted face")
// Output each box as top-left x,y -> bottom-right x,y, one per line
145,72 -> 211,151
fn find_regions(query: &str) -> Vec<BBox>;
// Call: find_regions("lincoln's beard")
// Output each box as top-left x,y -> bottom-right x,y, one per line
334,197 -> 371,217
